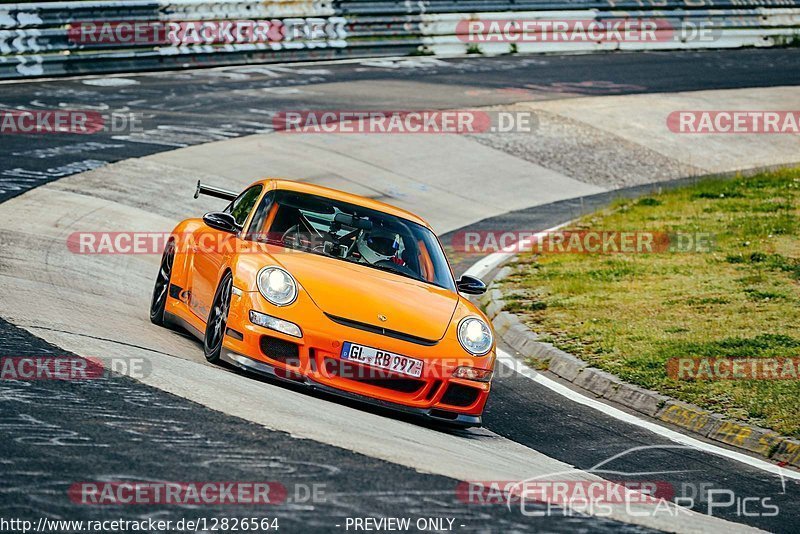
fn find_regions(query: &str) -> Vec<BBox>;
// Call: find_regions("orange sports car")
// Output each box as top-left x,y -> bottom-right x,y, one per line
149,179 -> 495,427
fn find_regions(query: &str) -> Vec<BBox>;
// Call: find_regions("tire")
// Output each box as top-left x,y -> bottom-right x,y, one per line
150,241 -> 175,326
204,271 -> 233,363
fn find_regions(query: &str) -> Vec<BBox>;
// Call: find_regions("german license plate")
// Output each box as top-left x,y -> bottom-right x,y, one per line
340,342 -> 423,378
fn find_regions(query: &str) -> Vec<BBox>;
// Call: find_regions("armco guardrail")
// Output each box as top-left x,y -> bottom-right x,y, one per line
1,0 -> 799,79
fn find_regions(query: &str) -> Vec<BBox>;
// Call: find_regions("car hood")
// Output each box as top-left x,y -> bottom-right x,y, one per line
276,252 -> 458,342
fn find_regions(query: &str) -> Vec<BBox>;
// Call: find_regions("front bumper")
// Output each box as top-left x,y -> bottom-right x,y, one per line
221,287 -> 493,428
221,350 -> 483,427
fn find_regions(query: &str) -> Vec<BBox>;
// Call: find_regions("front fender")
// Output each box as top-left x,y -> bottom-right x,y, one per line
228,242 -> 282,293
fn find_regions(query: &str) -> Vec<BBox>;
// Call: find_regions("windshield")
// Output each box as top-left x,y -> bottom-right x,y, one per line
247,190 -> 456,291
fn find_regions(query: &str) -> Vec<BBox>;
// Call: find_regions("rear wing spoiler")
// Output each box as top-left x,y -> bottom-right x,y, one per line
194,180 -> 237,202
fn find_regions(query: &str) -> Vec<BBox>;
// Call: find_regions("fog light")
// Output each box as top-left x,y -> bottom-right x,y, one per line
249,310 -> 302,338
452,366 -> 493,382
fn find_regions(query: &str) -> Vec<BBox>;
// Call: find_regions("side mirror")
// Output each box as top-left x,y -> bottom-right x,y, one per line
456,275 -> 487,295
203,212 -> 240,234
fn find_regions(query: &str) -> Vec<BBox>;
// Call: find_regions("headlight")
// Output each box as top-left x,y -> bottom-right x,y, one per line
257,266 -> 298,306
457,317 -> 493,356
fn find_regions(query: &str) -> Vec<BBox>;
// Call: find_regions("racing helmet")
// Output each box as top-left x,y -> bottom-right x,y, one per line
357,226 -> 405,265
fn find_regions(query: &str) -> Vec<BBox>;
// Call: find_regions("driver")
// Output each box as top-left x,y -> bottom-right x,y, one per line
356,226 -> 406,267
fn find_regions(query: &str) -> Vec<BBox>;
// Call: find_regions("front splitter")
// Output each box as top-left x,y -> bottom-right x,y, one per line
221,350 -> 482,428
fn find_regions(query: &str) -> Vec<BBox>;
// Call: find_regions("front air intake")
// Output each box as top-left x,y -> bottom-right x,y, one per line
260,335 -> 299,365
440,383 -> 480,407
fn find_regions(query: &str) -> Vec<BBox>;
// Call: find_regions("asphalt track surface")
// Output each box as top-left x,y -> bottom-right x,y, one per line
1,49 -> 800,533
0,317 -> 655,533
3,48 -> 800,202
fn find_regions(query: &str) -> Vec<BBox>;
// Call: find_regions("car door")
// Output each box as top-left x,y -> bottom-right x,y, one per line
187,184 -> 263,322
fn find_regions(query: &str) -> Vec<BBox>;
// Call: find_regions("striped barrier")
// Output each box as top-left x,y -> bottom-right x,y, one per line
1,0 -> 799,79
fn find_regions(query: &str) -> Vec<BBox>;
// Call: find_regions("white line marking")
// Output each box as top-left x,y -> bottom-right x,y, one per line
496,350 -> 800,481
462,223 -> 569,277
464,225 -> 800,481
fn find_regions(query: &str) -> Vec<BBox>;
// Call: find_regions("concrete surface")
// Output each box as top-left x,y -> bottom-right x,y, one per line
498,86 -> 800,180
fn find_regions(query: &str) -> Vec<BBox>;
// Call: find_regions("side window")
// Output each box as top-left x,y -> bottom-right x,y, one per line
226,185 -> 263,227
245,191 -> 275,241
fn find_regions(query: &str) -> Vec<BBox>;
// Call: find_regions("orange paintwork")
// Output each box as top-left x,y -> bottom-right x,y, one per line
163,179 -> 496,423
